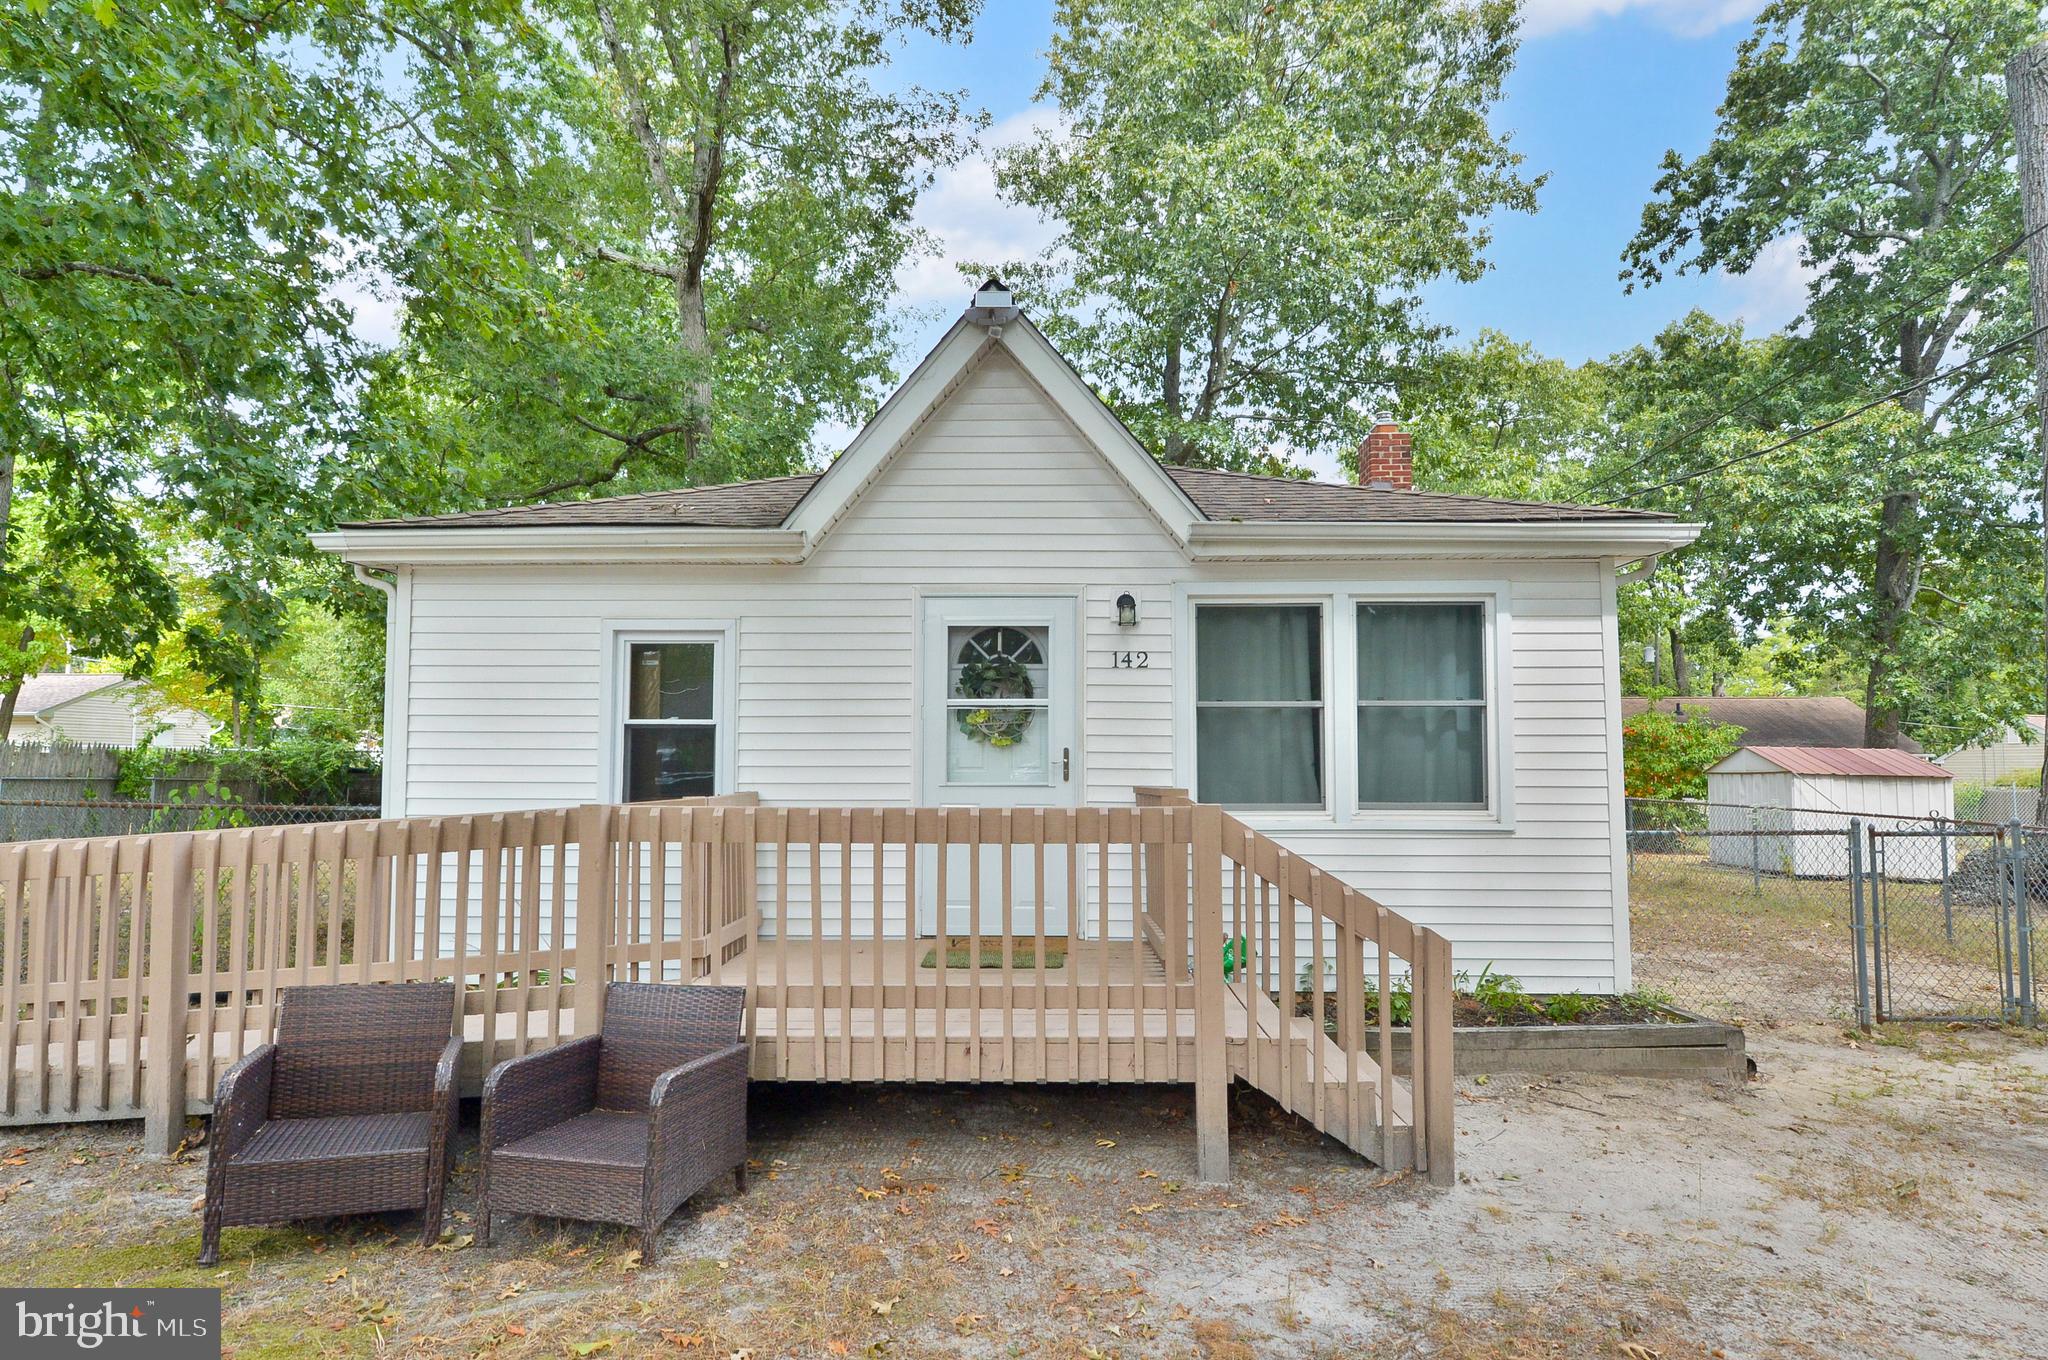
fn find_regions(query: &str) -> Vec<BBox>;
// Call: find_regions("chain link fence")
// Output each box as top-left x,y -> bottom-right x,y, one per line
1627,798 -> 2042,1029
0,798 -> 378,843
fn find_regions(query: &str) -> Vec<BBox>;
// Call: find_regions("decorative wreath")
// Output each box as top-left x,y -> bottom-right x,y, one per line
955,650 -> 1036,748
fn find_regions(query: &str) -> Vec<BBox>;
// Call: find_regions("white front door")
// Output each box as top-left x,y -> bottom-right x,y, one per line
917,595 -> 1078,935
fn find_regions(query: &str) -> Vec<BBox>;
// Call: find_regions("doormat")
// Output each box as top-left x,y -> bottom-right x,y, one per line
919,938 -> 1068,969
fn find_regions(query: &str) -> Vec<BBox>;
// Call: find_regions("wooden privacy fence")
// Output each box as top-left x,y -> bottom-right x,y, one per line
2,791 -> 1456,1186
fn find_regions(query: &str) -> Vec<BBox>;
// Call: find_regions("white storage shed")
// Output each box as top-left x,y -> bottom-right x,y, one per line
1705,745 -> 1955,878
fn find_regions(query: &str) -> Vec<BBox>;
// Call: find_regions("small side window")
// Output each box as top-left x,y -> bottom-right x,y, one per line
621,642 -> 717,801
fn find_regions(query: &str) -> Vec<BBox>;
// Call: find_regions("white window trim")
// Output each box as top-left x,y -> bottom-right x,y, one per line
599,620 -> 739,802
1173,581 -> 1517,834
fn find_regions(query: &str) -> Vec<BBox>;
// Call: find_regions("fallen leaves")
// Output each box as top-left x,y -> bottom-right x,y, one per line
428,1233 -> 474,1252
658,1330 -> 703,1349
565,1339 -> 617,1357
0,1178 -> 30,1204
1125,1202 -> 1163,1216
868,1297 -> 898,1318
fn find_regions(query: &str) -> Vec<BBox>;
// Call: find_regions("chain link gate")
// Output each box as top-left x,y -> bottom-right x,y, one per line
1850,818 -> 2039,1028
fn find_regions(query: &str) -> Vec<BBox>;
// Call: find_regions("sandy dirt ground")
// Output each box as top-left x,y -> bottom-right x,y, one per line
0,1021 -> 2042,1359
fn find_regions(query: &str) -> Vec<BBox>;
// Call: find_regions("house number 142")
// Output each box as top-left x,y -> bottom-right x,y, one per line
1113,651 -> 1149,668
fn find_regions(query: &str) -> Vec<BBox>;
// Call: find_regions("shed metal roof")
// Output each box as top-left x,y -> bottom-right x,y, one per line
1717,745 -> 1953,780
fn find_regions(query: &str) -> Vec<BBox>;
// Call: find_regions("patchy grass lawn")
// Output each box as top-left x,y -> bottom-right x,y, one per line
2,1021 -> 2044,1358
1628,852 -> 2030,1027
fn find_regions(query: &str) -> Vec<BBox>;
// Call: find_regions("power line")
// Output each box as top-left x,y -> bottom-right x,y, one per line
1597,324 -> 2048,505
1580,223 -> 2047,498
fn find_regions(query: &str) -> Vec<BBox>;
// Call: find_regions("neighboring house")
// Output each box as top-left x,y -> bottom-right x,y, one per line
6,674 -> 215,750
1620,695 -> 1921,754
1705,745 -> 1954,877
313,283 -> 1701,994
1935,716 -> 2043,784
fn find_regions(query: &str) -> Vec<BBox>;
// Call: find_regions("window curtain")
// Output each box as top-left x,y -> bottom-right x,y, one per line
1196,606 -> 1322,807
1357,604 -> 1482,700
1357,604 -> 1486,806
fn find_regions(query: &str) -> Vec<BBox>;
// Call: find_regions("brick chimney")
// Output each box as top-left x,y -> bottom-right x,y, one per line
1359,414 -> 1413,491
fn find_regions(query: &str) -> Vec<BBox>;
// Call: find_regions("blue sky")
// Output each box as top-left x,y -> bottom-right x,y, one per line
878,0 -> 1810,422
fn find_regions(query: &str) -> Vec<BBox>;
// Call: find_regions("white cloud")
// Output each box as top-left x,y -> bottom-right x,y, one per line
891,106 -> 1067,311
1519,0 -> 1755,39
1716,234 -> 1814,334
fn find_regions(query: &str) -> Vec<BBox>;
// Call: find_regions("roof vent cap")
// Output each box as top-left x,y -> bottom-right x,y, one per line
973,277 -> 1014,311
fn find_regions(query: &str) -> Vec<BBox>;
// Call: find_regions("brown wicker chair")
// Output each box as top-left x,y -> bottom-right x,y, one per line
478,983 -> 748,1262
198,982 -> 462,1264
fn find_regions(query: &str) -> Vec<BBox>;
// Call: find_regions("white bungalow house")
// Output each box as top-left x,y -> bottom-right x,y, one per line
313,284 -> 1700,994
1935,716 -> 2043,785
6,673 -> 216,749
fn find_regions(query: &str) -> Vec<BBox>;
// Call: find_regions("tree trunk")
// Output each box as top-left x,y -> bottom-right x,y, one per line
0,447 -> 14,580
1161,338 -> 1185,464
1864,487 -> 1919,748
0,624 -> 35,738
2008,42 -> 2048,822
1668,625 -> 1690,696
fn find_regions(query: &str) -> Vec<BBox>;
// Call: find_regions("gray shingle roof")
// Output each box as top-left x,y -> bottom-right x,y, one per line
1621,696 -> 1923,755
1164,467 -> 1672,524
341,474 -> 823,530
16,673 -> 128,716
339,466 -> 1670,531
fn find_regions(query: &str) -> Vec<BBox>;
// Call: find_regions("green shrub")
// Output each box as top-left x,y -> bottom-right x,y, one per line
1461,964 -> 1540,1023
1542,991 -> 1602,1024
1622,709 -> 1744,799
117,725 -> 372,803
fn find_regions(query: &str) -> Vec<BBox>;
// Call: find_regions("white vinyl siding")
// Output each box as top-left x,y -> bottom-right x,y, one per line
26,686 -> 214,750
391,345 -> 1631,992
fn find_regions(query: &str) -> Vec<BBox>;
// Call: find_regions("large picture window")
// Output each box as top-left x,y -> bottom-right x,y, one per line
621,641 -> 718,801
1195,605 -> 1324,809
1356,603 -> 1487,807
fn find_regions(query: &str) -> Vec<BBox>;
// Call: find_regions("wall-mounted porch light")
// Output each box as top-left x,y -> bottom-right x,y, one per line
1115,592 -> 1139,628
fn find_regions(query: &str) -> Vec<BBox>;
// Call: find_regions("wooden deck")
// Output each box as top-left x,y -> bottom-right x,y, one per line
1,793 -> 1458,1185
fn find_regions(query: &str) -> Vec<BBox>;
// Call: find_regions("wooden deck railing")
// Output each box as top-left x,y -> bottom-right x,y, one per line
4,791 -> 1453,1185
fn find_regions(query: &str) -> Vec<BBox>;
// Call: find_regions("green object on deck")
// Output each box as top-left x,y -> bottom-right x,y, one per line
1222,935 -> 1247,980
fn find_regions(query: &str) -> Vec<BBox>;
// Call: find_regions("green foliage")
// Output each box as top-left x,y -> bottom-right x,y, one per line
262,602 -> 386,740
117,727 -> 370,804
1622,984 -> 1676,1012
1618,1 -> 2045,748
359,0 -> 985,510
1460,964 -> 1539,1023
988,0 -> 1536,470
1541,992 -> 1602,1024
1359,974 -> 1414,1028
1,0 -> 390,723
1621,709 -> 1745,799
1403,331 -> 1609,499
